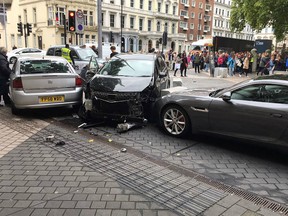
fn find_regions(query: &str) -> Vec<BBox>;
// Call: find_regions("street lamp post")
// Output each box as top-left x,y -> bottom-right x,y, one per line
120,0 -> 123,53
2,0 -> 8,48
97,0 -> 102,58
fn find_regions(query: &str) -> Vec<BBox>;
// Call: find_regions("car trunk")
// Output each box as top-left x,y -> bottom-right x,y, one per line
20,74 -> 77,93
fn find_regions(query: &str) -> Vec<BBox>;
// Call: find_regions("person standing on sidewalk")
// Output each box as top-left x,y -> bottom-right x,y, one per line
243,52 -> 250,77
0,47 -> 12,106
227,53 -> 236,77
194,52 -> 201,73
174,53 -> 182,76
180,52 -> 188,77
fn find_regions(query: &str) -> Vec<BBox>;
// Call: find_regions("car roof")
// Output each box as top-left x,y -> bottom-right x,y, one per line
111,53 -> 158,61
48,45 -> 91,50
253,74 -> 288,82
17,55 -> 66,61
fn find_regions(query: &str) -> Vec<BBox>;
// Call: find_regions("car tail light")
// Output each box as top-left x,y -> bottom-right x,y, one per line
75,76 -> 82,87
12,77 -> 23,90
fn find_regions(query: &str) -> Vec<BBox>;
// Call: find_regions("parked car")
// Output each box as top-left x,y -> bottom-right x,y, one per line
46,45 -> 104,74
7,48 -> 46,64
79,53 -> 170,122
9,55 -> 83,115
155,75 -> 288,146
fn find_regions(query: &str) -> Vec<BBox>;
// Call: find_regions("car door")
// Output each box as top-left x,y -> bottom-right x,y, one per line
208,84 -> 288,142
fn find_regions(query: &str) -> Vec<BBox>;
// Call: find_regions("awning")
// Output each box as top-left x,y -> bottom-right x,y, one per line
191,38 -> 213,47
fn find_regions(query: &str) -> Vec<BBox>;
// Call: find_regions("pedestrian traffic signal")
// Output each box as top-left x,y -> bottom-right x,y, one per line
17,22 -> 23,36
68,11 -> 76,32
27,23 -> 32,36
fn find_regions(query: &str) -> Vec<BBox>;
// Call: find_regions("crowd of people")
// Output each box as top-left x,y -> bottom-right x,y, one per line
163,49 -> 288,77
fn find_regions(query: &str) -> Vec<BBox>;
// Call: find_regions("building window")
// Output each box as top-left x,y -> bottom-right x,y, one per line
85,35 -> 90,43
189,34 -> 194,40
56,7 -> 65,25
140,0 -> 143,9
33,8 -> 37,24
198,13 -> 202,19
92,35 -> 96,43
139,18 -> 143,31
199,2 -> 203,8
47,7 -> 53,25
190,23 -> 194,29
191,12 -> 195,18
83,10 -> 88,26
110,0 -> 114,3
24,9 -> 27,23
148,20 -> 152,31
101,13 -> 104,26
198,24 -> 201,30
227,11 -> 230,17
148,1 -> 152,10
191,0 -> 196,7
181,0 -> 188,4
165,4 -> 169,13
110,14 -> 115,27
130,17 -> 134,28
164,22 -> 168,32
158,2 -> 161,12
157,21 -> 161,31
172,23 -> 175,34
156,40 -> 159,49
216,8 -> 218,14
130,0 -> 134,7
89,11 -> 93,26
172,6 -> 176,15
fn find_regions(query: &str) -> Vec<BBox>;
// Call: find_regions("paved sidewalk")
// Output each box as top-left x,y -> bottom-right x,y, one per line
0,106 -> 284,216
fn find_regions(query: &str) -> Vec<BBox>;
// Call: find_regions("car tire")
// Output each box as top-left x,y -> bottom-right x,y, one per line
10,57 -> 17,64
11,103 -> 20,115
161,105 -> 190,138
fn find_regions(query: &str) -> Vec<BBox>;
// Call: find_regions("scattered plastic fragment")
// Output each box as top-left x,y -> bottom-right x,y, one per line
176,153 -> 181,156
108,139 -> 113,142
90,132 -> 98,136
72,114 -> 79,118
117,123 -> 136,133
45,135 -> 54,142
54,191 -> 58,194
78,123 -> 87,128
88,139 -> 94,143
120,148 -> 127,153
73,130 -> 78,133
55,141 -> 65,146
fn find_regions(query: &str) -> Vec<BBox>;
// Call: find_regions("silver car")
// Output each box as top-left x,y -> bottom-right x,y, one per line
9,55 -> 83,115
155,75 -> 288,147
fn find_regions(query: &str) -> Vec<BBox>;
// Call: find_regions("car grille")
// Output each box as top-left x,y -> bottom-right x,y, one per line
93,92 -> 139,101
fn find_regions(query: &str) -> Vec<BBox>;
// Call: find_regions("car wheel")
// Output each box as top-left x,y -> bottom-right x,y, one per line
161,105 -> 190,138
10,57 -> 17,64
11,103 -> 20,115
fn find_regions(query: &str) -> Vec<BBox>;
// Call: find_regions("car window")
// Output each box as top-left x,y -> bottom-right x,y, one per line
100,59 -> 153,77
31,48 -> 41,53
264,84 -> 288,104
19,59 -> 71,74
76,48 -> 97,60
231,85 -> 264,102
70,50 -> 79,60
21,49 -> 30,54
46,48 -> 54,56
55,48 -> 62,56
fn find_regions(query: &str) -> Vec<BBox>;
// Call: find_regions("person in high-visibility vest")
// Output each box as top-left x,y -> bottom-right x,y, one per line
61,44 -> 75,66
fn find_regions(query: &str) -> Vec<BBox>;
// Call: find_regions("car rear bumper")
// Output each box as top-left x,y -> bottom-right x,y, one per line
11,88 -> 83,109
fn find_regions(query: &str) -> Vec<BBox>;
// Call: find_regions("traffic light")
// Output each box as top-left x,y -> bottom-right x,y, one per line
109,31 -> 113,42
27,23 -> 32,36
17,22 -> 23,36
68,10 -> 76,32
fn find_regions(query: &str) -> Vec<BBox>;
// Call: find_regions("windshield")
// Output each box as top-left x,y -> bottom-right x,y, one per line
76,48 -> 97,60
19,59 -> 72,74
212,79 -> 252,97
99,59 -> 154,77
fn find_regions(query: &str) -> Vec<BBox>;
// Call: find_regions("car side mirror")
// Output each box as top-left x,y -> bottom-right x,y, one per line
221,92 -> 231,101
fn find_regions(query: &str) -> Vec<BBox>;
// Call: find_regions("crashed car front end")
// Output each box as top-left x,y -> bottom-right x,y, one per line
86,91 -> 149,122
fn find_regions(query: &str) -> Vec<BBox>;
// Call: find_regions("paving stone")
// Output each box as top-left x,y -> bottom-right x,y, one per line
31,209 -> 50,216
221,204 -> 247,216
217,195 -> 241,208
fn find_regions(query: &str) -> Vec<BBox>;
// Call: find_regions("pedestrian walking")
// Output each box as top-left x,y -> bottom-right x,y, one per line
0,47 -> 12,106
227,53 -> 236,76
243,53 -> 250,77
174,53 -> 182,76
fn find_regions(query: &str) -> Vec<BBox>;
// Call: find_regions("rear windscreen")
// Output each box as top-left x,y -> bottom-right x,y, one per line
20,60 -> 70,74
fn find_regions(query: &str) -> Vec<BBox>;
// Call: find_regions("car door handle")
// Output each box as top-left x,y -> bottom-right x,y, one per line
271,113 -> 282,118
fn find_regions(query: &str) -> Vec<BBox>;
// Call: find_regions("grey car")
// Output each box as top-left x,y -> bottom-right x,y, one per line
155,75 -> 288,147
9,55 -> 83,115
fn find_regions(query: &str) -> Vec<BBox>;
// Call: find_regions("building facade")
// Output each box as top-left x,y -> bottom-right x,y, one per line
212,0 -> 254,40
178,0 -> 214,52
0,0 -> 186,53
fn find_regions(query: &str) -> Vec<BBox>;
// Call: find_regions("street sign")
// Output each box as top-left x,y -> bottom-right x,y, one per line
75,9 -> 84,34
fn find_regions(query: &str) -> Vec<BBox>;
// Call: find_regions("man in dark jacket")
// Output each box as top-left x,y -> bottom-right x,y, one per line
0,47 -> 12,106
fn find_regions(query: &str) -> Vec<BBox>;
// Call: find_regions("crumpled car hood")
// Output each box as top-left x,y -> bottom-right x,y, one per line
90,76 -> 153,92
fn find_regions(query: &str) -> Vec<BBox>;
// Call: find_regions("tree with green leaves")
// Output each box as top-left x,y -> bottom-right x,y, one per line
230,0 -> 288,41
